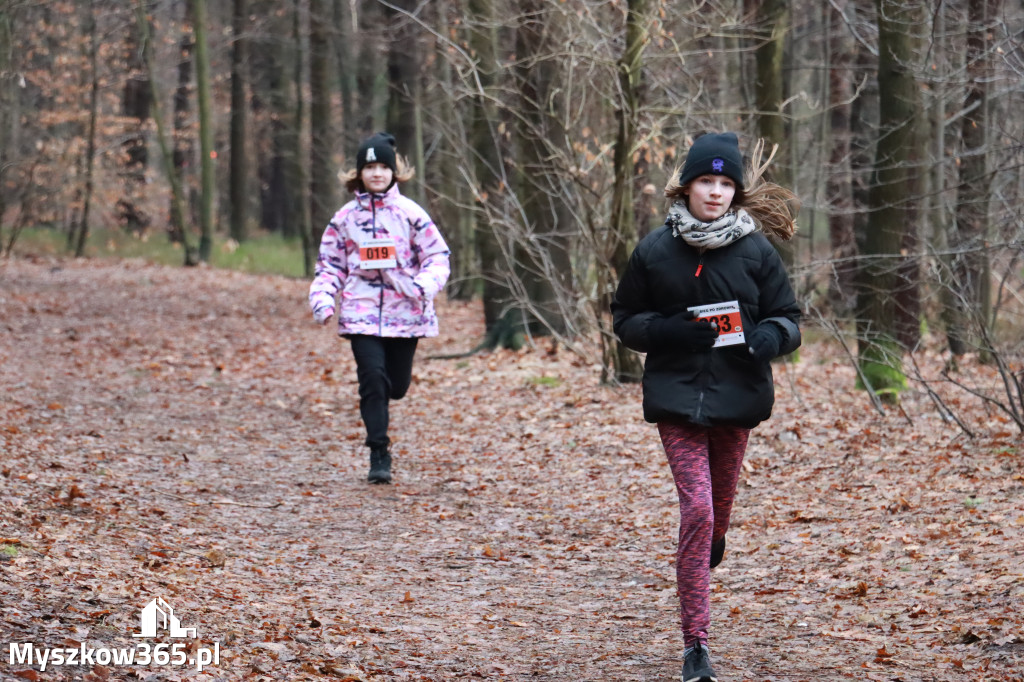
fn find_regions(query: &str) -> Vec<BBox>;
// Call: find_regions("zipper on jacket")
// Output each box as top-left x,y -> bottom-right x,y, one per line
372,194 -> 385,336
695,250 -> 705,277
694,363 -> 713,423
693,326 -> 715,423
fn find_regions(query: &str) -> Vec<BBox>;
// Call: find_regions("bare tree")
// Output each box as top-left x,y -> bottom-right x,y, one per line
136,0 -> 194,264
752,0 -> 789,180
191,0 -> 216,261
510,0 -> 575,340
333,0 -> 356,152
121,5 -> 152,236
228,0 -> 249,243
384,0 -> 422,203
0,6 -> 10,252
465,0 -> 516,344
171,0 -> 195,246
948,0 -> 1003,353
5,0 -> 1024,433
825,0 -> 857,315
71,0 -> 100,258
855,0 -> 927,400
605,0 -> 650,383
308,0 -> 335,264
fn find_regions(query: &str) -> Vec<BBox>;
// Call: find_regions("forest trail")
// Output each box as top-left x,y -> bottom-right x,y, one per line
1,257 -> 1021,681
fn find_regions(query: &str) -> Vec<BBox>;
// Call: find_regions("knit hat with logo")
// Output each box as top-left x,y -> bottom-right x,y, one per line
356,132 -> 398,174
678,132 -> 744,190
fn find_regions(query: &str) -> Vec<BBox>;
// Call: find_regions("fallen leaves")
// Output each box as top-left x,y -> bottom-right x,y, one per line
0,258 -> 1021,680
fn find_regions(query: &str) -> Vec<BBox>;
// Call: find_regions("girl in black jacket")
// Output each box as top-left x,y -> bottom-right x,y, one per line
611,132 -> 800,682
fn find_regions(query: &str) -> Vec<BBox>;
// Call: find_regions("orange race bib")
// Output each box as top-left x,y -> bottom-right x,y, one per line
358,238 -> 397,269
687,300 -> 745,348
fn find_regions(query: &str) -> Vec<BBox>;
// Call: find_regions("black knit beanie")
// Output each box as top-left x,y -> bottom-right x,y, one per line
678,132 -> 744,190
356,132 -> 398,174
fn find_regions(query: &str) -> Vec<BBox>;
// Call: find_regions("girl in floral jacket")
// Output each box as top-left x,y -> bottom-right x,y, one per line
309,132 -> 450,484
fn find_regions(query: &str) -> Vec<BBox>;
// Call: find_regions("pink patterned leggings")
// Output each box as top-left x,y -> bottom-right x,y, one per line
658,421 -> 750,648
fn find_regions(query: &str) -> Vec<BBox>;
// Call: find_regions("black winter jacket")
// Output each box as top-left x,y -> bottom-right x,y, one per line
612,224 -> 801,428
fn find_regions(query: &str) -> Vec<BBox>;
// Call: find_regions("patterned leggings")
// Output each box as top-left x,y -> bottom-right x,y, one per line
658,421 -> 750,648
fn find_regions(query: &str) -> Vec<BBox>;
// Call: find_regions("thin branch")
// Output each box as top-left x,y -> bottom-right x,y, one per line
813,311 -> 887,416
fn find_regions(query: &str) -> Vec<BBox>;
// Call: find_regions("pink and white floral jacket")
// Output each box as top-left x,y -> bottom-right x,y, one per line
308,184 -> 450,338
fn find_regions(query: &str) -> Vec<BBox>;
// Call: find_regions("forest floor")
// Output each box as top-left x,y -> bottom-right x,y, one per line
1,257 -> 1022,682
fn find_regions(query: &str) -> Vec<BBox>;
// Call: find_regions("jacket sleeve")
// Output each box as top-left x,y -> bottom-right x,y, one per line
757,244 -> 802,355
308,217 -> 347,314
408,204 -> 451,300
611,243 -> 662,354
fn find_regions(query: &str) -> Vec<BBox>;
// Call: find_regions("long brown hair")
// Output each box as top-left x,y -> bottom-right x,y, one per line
341,154 -> 416,193
664,138 -> 800,241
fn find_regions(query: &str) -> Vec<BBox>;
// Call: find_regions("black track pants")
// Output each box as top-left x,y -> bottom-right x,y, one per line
348,335 -> 419,449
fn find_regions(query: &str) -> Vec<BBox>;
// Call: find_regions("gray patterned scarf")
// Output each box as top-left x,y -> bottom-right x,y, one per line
666,201 -> 757,250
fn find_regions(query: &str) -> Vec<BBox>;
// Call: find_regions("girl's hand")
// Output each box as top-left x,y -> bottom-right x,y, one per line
382,269 -> 424,299
313,306 -> 334,325
650,310 -> 718,352
747,322 -> 784,362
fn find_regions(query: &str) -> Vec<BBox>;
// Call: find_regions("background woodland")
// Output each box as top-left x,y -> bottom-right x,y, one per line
1,0 -> 1023,431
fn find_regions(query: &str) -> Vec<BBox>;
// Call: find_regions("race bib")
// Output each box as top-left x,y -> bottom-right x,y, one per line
687,300 -> 745,348
358,238 -> 397,269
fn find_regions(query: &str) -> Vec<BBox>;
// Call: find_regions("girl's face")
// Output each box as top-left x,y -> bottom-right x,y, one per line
684,174 -> 736,222
361,162 -> 394,193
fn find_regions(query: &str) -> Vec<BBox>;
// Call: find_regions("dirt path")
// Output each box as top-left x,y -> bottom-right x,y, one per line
1,258 -> 1021,681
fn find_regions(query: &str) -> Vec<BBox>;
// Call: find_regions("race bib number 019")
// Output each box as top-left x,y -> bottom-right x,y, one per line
358,238 -> 397,269
687,300 -> 745,348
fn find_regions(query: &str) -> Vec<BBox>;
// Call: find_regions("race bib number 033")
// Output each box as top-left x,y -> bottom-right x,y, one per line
358,238 -> 397,269
687,300 -> 745,348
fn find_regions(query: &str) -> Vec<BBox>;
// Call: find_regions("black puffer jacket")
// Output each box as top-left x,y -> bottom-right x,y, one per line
612,224 -> 801,428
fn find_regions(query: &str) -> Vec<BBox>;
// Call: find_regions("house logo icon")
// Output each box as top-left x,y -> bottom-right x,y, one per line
133,597 -> 197,638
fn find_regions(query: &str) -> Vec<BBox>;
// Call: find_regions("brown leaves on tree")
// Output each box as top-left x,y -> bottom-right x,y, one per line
0,258 -> 1021,680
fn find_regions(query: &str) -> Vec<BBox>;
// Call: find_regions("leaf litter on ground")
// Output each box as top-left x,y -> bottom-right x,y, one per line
0,257 -> 1021,681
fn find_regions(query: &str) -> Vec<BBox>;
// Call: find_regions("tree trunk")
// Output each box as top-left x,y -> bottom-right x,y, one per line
74,0 -> 99,258
383,2 -> 415,144
467,0 -> 513,336
826,0 -> 856,315
607,0 -> 649,383
511,0 -> 572,340
432,0 -> 473,301
246,0 -> 297,238
354,2 -> 381,136
849,0 -> 876,300
753,0 -> 789,174
753,0 -> 794,266
0,8 -> 10,252
856,0 -> 925,400
121,8 -> 151,235
333,0 -> 355,152
228,0 -> 249,243
292,0 -> 314,276
135,0 -> 194,264
308,0 -> 334,254
511,1 -> 550,335
191,0 -> 216,262
950,0 -> 1000,354
172,0 -> 195,245
384,0 -> 420,202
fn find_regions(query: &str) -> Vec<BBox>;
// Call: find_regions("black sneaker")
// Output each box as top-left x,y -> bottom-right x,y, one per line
367,447 -> 392,484
710,537 -> 726,569
682,643 -> 717,682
